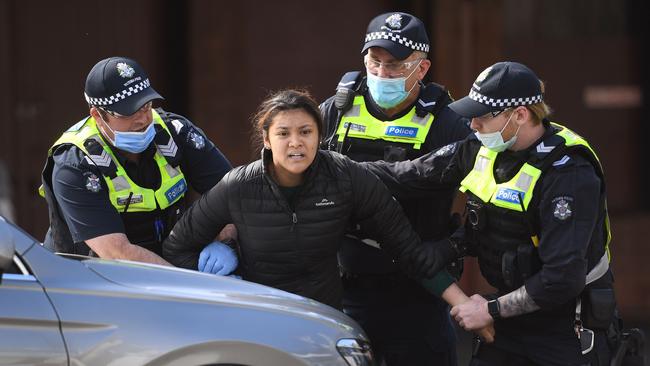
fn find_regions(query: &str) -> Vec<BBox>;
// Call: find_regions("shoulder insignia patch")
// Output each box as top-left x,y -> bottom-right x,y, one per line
171,119 -> 184,134
158,136 -> 178,157
536,141 -> 555,154
552,155 -> 571,167
418,99 -> 436,108
188,130 -> 205,150
552,196 -> 573,221
85,150 -> 112,167
84,173 -> 102,193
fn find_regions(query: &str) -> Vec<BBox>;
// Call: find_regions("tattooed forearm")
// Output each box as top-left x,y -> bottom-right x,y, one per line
498,286 -> 540,318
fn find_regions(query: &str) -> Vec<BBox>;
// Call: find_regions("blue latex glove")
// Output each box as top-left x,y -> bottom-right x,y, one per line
198,241 -> 238,275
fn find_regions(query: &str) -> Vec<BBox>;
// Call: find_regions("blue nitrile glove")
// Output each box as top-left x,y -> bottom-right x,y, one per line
198,241 -> 238,275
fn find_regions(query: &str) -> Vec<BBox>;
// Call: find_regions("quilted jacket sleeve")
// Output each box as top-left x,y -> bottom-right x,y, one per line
346,158 -> 443,279
162,170 -> 234,269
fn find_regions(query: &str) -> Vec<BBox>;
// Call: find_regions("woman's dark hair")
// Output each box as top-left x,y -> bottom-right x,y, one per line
251,89 -> 324,152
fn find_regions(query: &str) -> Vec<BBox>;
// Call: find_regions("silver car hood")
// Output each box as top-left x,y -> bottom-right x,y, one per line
83,259 -> 359,332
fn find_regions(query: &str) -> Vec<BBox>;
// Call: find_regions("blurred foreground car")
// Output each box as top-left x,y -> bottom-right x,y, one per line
0,216 -> 374,366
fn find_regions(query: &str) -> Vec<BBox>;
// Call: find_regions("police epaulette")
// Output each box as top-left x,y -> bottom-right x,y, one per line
153,124 -> 182,168
82,139 -> 118,178
527,133 -> 567,169
528,130 -> 597,174
334,71 -> 363,112
415,82 -> 450,117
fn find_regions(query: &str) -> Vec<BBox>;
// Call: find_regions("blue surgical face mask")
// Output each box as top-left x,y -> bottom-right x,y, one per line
366,59 -> 422,109
475,111 -> 520,152
99,116 -> 156,154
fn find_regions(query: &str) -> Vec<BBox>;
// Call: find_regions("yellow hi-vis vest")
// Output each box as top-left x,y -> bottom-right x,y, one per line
40,110 -> 187,212
336,95 -> 434,150
459,122 -> 611,256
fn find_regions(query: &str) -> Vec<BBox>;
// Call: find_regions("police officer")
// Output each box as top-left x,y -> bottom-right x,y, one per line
40,56 -> 233,267
368,61 -> 617,365
320,12 -> 472,366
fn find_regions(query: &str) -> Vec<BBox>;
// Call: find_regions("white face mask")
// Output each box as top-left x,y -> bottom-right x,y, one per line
475,111 -> 520,152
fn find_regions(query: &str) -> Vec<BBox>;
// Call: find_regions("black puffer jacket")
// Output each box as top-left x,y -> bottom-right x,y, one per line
164,150 -> 430,309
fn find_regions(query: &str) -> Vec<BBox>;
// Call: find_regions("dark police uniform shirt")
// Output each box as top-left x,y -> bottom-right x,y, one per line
320,80 -> 471,353
48,109 -> 232,244
320,80 -> 471,252
366,120 -> 608,363
321,81 -> 471,165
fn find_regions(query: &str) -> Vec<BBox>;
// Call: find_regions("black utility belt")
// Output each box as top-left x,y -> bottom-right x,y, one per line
582,287 -> 616,330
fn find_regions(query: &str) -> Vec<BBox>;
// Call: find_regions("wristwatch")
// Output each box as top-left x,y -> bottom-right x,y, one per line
487,299 -> 501,319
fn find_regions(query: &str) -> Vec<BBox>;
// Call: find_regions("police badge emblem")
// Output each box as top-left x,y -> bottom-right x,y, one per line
385,14 -> 402,29
475,66 -> 493,85
188,131 -> 205,150
85,173 -> 102,193
116,62 -> 135,78
552,197 -> 573,221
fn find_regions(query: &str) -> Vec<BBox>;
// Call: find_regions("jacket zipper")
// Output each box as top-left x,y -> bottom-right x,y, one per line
263,166 -> 304,234
290,212 -> 298,232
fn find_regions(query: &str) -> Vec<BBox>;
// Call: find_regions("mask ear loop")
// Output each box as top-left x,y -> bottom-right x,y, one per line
95,108 -> 118,146
500,108 -> 521,142
404,59 -> 424,94
499,109 -> 515,134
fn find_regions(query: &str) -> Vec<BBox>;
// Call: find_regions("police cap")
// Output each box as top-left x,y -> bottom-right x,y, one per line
84,56 -> 164,116
449,61 -> 543,118
362,12 -> 430,60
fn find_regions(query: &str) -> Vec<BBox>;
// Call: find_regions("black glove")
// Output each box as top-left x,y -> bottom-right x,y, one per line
408,238 -> 467,279
451,220 -> 479,257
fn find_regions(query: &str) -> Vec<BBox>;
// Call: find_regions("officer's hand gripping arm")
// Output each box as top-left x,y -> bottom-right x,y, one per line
442,287 -> 496,343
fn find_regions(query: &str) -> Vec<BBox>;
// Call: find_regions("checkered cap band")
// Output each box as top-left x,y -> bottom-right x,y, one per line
365,31 -> 430,53
469,89 -> 543,108
84,79 -> 151,106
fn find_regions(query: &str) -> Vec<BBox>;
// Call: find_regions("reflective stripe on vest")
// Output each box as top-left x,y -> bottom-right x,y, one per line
336,95 -> 434,150
460,147 -> 542,212
460,122 -> 612,255
43,110 -> 187,212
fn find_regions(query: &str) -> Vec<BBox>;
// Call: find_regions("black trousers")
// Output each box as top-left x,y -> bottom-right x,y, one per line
342,273 -> 457,366
469,330 -> 611,366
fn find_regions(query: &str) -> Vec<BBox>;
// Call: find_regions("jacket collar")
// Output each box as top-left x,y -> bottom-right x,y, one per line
261,148 -> 322,186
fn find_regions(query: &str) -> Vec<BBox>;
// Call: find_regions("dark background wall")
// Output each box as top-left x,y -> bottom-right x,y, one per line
0,0 -> 648,322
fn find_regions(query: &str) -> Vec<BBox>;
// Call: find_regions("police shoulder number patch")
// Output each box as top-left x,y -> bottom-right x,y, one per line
551,196 -> 573,221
